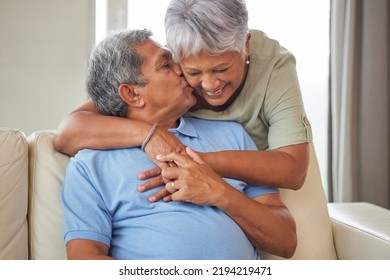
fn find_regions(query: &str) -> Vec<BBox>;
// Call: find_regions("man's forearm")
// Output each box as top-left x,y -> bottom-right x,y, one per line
68,253 -> 116,260
66,240 -> 115,260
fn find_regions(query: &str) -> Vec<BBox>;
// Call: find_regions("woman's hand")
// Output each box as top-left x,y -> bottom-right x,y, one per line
150,147 -> 227,205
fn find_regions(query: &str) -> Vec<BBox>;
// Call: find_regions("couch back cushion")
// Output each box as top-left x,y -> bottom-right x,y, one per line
261,143 -> 337,259
0,128 -> 29,260
28,130 -> 69,260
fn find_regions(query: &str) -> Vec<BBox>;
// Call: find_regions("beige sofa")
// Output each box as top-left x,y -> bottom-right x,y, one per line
1,127 -> 390,260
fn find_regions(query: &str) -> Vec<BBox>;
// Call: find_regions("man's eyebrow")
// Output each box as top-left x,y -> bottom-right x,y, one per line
155,50 -> 172,66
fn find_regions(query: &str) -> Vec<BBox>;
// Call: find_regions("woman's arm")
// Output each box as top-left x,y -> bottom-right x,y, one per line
54,100 -> 186,158
202,143 -> 309,190
220,190 -> 297,258
141,143 -> 309,198
159,149 -> 297,258
55,100 -> 147,156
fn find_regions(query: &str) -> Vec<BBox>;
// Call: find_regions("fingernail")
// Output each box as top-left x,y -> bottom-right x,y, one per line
149,196 -> 156,203
138,185 -> 145,192
156,154 -> 163,160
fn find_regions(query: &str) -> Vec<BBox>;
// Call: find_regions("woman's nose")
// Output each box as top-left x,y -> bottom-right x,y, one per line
201,74 -> 220,91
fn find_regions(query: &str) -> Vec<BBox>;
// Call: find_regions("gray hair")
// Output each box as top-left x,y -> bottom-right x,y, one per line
165,0 -> 249,60
87,29 -> 153,117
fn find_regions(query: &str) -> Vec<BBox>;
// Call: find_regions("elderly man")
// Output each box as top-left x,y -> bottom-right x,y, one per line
61,29 -> 296,260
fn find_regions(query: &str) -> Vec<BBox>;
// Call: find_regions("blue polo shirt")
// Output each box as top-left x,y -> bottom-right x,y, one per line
61,117 -> 278,260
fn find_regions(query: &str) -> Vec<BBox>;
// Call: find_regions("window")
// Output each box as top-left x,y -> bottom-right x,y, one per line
96,0 -> 330,195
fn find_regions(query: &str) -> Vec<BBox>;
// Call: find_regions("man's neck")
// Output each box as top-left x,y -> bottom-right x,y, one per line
153,118 -> 180,130
127,112 -> 180,130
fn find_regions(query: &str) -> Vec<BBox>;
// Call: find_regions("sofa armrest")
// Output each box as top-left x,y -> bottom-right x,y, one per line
327,202 -> 390,259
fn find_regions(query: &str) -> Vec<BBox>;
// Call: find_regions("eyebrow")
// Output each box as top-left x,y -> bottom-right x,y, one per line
155,50 -> 172,68
183,62 -> 231,72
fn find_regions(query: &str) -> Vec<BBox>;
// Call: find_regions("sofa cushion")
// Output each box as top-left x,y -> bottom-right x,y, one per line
261,143 -> 337,259
28,130 -> 69,260
0,128 -> 29,259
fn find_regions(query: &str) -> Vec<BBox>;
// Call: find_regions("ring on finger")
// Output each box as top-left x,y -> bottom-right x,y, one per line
171,181 -> 178,191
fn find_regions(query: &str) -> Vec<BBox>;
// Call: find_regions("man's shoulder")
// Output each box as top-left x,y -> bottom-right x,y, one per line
68,149 -> 104,169
74,148 -> 108,159
183,117 -> 249,143
184,117 -> 244,131
72,147 -> 135,165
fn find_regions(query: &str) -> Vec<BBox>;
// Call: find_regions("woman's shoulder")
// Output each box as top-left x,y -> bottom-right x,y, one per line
249,29 -> 293,60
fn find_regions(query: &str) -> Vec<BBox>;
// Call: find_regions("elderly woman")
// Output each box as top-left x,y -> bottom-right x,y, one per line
55,0 -> 312,195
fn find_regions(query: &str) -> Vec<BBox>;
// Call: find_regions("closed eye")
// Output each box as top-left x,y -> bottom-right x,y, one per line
214,68 -> 228,74
158,51 -> 174,71
186,72 -> 201,77
161,61 -> 172,69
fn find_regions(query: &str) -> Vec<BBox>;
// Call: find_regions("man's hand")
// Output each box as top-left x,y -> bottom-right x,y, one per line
143,126 -> 187,164
138,126 -> 187,201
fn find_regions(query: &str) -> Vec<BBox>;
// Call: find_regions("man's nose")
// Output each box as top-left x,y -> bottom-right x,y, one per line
173,63 -> 183,76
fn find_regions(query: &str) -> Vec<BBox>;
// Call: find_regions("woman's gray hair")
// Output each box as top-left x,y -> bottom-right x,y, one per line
165,0 -> 249,60
87,29 -> 152,117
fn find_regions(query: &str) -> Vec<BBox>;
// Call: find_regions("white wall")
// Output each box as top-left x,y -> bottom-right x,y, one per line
0,0 -> 95,135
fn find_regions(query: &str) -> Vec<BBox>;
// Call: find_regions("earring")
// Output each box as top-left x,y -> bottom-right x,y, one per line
246,57 -> 250,65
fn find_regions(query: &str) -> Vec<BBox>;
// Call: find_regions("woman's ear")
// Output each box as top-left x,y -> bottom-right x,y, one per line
118,84 -> 145,108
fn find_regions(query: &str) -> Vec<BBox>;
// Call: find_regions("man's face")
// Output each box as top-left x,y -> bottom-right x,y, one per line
134,40 -> 196,121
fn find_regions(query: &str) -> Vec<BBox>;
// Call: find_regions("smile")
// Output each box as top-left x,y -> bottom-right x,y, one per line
204,84 -> 227,96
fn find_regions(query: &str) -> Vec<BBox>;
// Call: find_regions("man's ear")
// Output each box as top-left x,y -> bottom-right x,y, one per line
118,84 -> 145,108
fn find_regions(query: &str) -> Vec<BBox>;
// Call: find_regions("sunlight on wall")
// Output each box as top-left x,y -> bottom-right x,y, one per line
95,0 -> 107,45
96,0 -> 330,195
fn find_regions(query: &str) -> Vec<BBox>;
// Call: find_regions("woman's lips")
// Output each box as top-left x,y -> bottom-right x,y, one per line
204,84 -> 227,96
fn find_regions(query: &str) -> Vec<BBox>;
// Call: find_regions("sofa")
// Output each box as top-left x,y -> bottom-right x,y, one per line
1,127 -> 390,260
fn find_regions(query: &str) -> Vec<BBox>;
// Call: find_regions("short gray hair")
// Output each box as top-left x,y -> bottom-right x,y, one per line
87,29 -> 152,117
165,0 -> 249,60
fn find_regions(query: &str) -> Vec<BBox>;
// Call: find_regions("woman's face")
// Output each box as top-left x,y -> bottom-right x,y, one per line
179,50 -> 247,107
